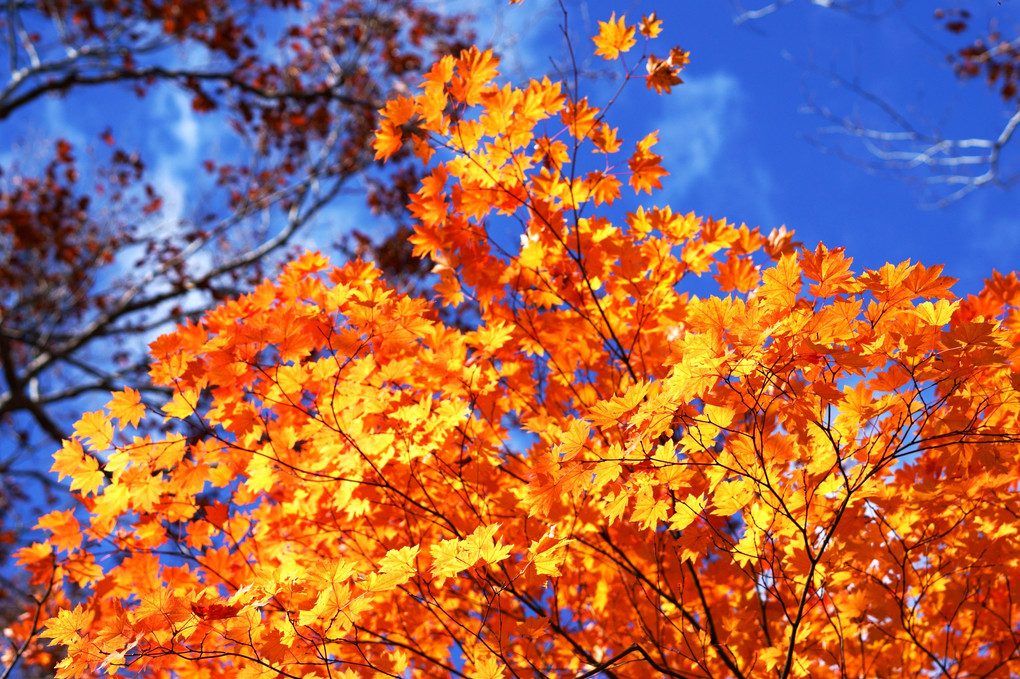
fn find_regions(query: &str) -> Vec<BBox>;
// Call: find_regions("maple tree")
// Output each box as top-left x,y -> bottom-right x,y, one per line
14,7 -> 1020,679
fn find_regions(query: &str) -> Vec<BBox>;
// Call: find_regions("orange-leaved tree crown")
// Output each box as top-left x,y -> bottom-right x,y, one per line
17,8 -> 1020,679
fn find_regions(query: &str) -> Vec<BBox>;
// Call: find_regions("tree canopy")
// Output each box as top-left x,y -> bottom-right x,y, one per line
10,6 -> 1020,679
0,0 -> 467,653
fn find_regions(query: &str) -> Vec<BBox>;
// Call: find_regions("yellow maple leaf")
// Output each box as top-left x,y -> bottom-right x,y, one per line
470,655 -> 505,679
430,537 -> 468,583
52,438 -> 87,482
914,299 -> 959,327
669,493 -> 705,531
106,387 -> 145,428
68,453 -> 106,497
711,478 -> 753,516
528,534 -> 572,576
72,410 -> 113,452
592,459 -> 622,488
40,605 -> 94,645
602,490 -> 630,524
162,388 -> 200,420
631,485 -> 669,530
592,13 -> 637,61
377,545 -> 420,577
557,419 -> 590,461
760,253 -> 802,312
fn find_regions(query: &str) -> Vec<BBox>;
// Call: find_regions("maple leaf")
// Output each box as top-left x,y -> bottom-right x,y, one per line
710,478 -> 753,516
72,410 -> 113,452
528,534 -> 572,577
914,299 -> 960,326
586,170 -> 622,205
429,537 -> 467,583
471,320 -> 514,356
590,122 -> 622,154
592,459 -> 622,489
556,419 -> 591,461
669,493 -> 706,533
561,97 -> 600,139
470,655 -> 506,679
106,387 -> 145,428
52,438 -> 92,487
629,132 -> 668,194
592,12 -> 637,60
669,47 -> 690,69
801,243 -> 858,297
646,54 -> 684,94
715,252 -> 760,293
67,452 -> 106,496
451,47 -> 500,106
163,388 -> 200,420
41,605 -> 94,646
373,120 -> 405,161
640,12 -> 663,38
602,490 -> 631,524
380,95 -> 417,128
14,542 -> 53,568
760,253 -> 802,312
903,262 -> 956,299
631,485 -> 669,530
190,601 -> 240,621
377,545 -> 420,577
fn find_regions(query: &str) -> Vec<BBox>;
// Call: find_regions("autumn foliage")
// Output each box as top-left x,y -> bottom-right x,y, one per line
0,0 -> 469,472
937,6 -> 1020,103
15,8 -> 1020,679
0,0 -> 466,659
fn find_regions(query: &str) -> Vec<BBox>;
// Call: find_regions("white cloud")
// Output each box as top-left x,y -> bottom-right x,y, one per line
148,86 -> 205,225
657,71 -> 743,198
140,83 -> 239,252
436,0 -> 560,77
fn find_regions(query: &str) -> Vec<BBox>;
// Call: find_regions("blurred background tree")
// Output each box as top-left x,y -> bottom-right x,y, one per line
0,0 -> 473,672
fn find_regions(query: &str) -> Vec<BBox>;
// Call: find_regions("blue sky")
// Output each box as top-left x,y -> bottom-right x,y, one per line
482,0 -> 1020,296
5,0 -> 1016,297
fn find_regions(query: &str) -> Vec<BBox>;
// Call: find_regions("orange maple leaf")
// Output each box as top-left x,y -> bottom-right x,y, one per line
801,243 -> 857,297
715,253 -> 760,294
629,131 -> 668,194
191,601 -> 240,621
373,120 -> 405,161
36,510 -> 82,553
450,47 -> 500,106
760,253 -> 802,312
640,12 -> 663,39
646,54 -> 684,94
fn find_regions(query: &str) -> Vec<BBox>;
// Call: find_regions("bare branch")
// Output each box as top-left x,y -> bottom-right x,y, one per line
801,71 -> 1020,207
